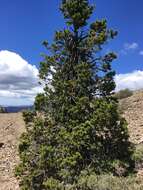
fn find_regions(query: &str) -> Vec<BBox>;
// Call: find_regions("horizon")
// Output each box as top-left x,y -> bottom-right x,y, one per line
0,0 -> 143,105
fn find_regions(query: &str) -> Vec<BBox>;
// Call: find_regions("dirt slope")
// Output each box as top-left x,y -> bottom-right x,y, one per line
119,90 -> 143,177
0,113 -> 25,190
119,90 -> 143,144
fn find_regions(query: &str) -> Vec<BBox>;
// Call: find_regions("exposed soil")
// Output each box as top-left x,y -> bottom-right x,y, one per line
119,90 -> 143,144
119,90 -> 143,178
0,113 -> 25,190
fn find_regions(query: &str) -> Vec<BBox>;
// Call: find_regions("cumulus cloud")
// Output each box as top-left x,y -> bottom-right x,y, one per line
0,50 -> 42,105
115,70 -> 143,92
1,50 -> 143,105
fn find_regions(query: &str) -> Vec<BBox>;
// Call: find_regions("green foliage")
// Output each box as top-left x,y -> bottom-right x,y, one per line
35,93 -> 49,112
74,174 -> 143,190
22,110 -> 36,124
115,88 -> 133,100
16,0 -> 135,189
41,173 -> 143,190
61,0 -> 94,29
43,178 -> 65,190
133,143 -> 143,165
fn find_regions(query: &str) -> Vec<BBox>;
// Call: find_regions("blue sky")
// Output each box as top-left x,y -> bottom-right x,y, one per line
0,0 -> 143,105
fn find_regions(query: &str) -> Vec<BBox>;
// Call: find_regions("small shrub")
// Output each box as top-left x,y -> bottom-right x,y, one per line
42,174 -> 143,190
133,143 -> 143,170
133,144 -> 143,162
74,174 -> 143,190
43,178 -> 65,190
115,89 -> 133,99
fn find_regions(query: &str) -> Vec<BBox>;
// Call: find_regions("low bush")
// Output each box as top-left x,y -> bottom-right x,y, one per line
133,143 -> 143,170
115,89 -> 133,100
74,174 -> 143,190
35,174 -> 143,190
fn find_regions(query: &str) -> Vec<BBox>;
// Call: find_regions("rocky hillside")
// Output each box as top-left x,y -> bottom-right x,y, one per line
119,90 -> 143,144
119,90 -> 143,178
0,113 -> 25,190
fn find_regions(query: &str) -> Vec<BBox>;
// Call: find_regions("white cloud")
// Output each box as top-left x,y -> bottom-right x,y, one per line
139,50 -> 143,55
0,50 -> 42,105
120,42 -> 139,55
124,42 -> 138,50
115,70 -> 143,92
1,50 -> 143,105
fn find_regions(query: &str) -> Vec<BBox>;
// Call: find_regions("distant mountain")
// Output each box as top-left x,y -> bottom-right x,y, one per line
3,106 -> 33,113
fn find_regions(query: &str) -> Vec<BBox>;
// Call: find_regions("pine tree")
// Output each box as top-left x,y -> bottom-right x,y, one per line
16,0 -> 134,189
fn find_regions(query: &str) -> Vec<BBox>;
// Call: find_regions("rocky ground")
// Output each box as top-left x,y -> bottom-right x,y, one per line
0,113 -> 25,190
119,90 -> 143,178
119,90 -> 143,145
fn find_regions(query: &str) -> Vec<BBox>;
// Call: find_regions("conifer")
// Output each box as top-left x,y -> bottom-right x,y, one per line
16,1 -> 134,189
